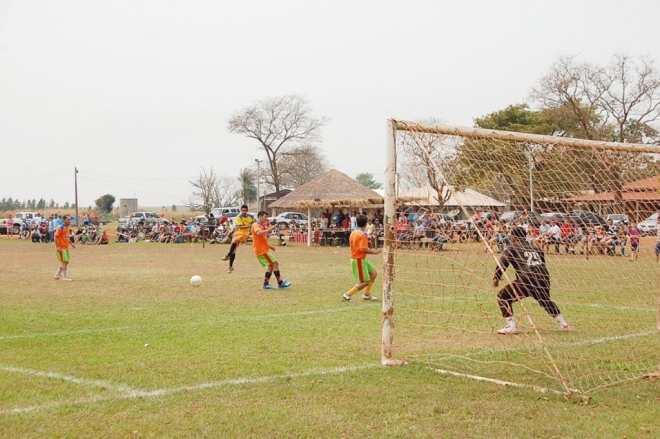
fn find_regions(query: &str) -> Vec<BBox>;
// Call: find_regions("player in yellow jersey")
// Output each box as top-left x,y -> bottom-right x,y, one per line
222,205 -> 255,273
251,211 -> 291,290
342,214 -> 381,302
54,215 -> 76,281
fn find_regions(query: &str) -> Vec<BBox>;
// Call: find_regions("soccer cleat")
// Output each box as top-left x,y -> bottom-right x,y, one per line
560,324 -> 570,332
278,280 -> 291,289
227,266 -> 234,274
262,284 -> 275,290
221,254 -> 230,261
362,294 -> 378,300
342,293 -> 353,302
496,325 -> 519,335
61,278 -> 74,282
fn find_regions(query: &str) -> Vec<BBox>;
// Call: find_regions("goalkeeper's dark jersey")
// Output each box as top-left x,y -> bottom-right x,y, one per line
494,241 -> 550,287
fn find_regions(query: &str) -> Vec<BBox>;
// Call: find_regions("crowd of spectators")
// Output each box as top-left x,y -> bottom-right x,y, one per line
15,213 -> 109,245
387,207 -> 645,257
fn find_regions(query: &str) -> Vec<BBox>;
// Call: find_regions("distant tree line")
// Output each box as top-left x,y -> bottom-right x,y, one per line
0,197 -> 73,212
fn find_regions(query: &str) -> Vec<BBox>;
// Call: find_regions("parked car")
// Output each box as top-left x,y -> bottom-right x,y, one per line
211,206 -> 241,218
565,210 -> 606,228
268,212 -> 309,227
132,212 -> 161,225
638,213 -> 659,236
606,214 -> 629,226
498,210 -> 542,227
540,212 -> 568,223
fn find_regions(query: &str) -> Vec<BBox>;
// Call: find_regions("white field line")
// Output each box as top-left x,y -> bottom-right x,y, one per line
0,365 -> 147,397
0,364 -> 377,415
566,329 -> 658,347
414,329 -> 659,364
0,307 -> 358,341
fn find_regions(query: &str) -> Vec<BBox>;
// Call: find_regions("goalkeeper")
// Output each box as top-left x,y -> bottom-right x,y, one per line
492,226 -> 570,335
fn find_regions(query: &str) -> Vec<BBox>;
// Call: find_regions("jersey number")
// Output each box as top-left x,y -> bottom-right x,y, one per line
524,251 -> 542,267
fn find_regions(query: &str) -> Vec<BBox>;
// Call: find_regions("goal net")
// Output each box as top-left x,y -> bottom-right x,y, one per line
381,119 -> 660,397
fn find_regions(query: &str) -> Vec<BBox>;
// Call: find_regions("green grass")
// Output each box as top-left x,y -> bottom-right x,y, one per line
1,237 -> 659,438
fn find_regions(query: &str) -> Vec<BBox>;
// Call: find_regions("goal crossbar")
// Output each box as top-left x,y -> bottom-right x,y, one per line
391,119 -> 660,154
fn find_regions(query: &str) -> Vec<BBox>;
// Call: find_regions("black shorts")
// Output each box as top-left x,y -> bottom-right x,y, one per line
503,279 -> 551,303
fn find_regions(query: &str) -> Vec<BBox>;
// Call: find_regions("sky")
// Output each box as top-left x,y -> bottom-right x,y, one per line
1,0 -> 660,208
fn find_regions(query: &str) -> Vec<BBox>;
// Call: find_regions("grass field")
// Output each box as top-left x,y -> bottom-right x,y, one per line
1,233 -> 659,438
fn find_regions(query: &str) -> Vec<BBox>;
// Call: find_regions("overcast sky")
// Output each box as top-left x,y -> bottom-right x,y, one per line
1,0 -> 659,208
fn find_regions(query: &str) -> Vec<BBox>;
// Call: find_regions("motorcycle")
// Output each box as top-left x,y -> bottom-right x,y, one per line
18,221 -> 31,240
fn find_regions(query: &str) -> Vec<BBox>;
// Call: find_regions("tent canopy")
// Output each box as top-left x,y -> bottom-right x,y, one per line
399,185 -> 505,208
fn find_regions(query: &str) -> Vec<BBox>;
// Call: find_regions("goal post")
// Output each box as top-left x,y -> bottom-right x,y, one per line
382,118 -> 660,397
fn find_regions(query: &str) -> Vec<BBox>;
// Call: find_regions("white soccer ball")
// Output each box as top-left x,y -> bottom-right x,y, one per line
190,275 -> 203,287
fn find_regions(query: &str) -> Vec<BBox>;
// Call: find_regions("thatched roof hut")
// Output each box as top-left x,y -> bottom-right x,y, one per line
269,169 -> 383,210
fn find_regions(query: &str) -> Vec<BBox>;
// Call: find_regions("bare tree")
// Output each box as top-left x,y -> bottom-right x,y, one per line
531,54 -> 660,143
531,54 -> 660,207
397,119 -> 456,208
213,176 -> 240,208
278,144 -> 329,187
227,95 -> 330,192
187,167 -> 239,213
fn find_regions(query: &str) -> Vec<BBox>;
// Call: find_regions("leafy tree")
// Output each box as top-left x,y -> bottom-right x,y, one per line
238,168 -> 257,206
37,198 -> 46,209
228,95 -> 329,192
63,202 -> 70,209
94,194 -> 116,213
355,173 -> 382,190
171,204 -> 177,212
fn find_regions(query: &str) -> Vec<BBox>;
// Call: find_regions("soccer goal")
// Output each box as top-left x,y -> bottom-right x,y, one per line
381,119 -> 660,398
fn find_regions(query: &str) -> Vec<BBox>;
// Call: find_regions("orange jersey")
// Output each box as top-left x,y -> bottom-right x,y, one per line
349,229 -> 369,259
54,225 -> 70,250
251,222 -> 271,256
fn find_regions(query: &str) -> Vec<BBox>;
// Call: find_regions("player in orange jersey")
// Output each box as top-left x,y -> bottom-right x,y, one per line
251,211 -> 291,290
54,214 -> 76,281
342,214 -> 382,302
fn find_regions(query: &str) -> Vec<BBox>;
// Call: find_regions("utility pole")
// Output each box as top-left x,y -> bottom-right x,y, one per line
74,167 -> 79,226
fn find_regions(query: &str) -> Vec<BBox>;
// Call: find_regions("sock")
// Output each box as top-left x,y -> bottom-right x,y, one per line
365,282 -> 373,295
555,315 -> 567,326
274,270 -> 282,284
62,270 -> 68,279
264,272 -> 272,285
228,243 -> 237,255
506,316 -> 516,328
229,254 -> 235,267
55,268 -> 62,277
346,286 -> 359,297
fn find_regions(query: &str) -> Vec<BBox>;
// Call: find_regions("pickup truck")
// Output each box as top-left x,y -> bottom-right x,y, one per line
0,211 -> 40,234
118,212 -> 162,229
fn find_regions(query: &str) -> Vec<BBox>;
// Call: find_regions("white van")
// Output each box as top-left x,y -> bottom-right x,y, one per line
211,206 -> 241,218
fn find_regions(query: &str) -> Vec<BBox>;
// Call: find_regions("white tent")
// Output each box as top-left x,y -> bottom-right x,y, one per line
399,185 -> 505,208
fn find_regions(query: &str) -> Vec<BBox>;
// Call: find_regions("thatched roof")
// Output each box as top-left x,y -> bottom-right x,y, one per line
268,169 -> 383,209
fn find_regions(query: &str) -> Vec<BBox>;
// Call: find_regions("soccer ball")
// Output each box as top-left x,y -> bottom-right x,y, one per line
190,275 -> 202,287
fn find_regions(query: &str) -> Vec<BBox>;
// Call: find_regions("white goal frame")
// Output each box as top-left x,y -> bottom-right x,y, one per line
381,118 -> 660,372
